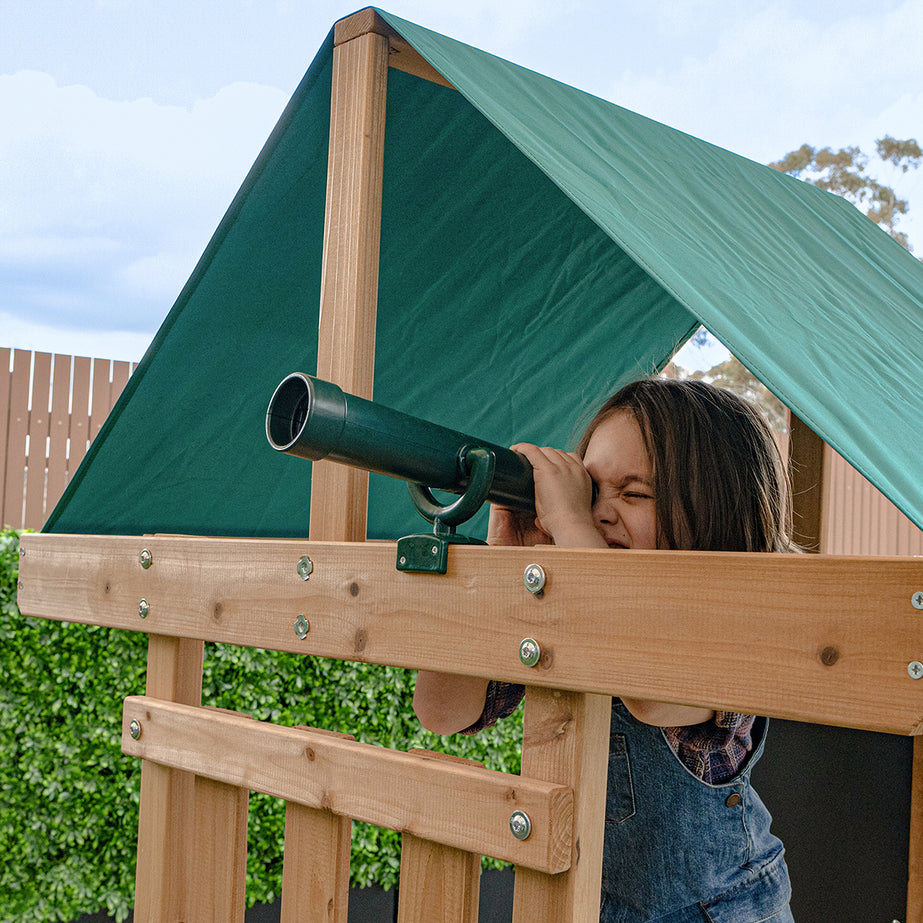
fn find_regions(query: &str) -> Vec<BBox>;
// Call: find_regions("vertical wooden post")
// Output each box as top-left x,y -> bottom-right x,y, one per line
908,735 -> 923,923
512,689 -> 611,923
134,636 -> 205,920
788,413 -> 826,552
309,18 -> 390,543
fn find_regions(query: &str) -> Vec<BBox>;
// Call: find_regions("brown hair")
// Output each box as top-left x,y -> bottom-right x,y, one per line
576,379 -> 796,553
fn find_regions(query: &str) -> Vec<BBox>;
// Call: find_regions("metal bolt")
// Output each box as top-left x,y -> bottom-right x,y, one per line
19,546 -> 25,556
523,564 -> 546,594
399,556 -> 407,566
912,592 -> 923,610
138,599 -> 150,619
129,719 -> 142,740
509,810 -> 532,840
431,545 -> 438,555
294,614 -> 310,640
519,638 -> 541,667
139,548 -> 153,569
909,661 -> 923,680
297,555 -> 313,581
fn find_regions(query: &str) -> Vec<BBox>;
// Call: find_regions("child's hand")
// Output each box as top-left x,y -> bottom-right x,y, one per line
511,443 -> 609,548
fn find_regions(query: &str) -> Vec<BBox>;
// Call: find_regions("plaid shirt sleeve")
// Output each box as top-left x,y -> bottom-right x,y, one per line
461,681 -> 525,735
661,711 -> 757,784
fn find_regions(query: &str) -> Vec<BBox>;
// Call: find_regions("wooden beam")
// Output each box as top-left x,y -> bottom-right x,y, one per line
513,690 -> 610,923
789,413 -> 827,551
121,696 -> 574,874
20,534 -> 923,734
311,22 -> 389,542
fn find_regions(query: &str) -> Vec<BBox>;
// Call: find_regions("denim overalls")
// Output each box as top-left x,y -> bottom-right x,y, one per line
600,700 -> 792,923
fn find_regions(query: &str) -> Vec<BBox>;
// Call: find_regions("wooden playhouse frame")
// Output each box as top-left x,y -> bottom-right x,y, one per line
17,10 -> 923,921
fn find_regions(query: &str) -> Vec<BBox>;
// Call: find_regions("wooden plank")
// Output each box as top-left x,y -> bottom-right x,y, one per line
789,413 -> 826,551
90,357 -> 110,442
2,349 -> 31,529
24,352 -> 52,530
909,734 -> 923,923
190,775 -> 249,923
69,356 -> 92,469
19,534 -> 923,734
121,695 -> 573,873
133,636 -> 204,920
334,7 -> 455,88
310,25 -> 389,542
0,347 -> 13,528
281,728 -> 355,923
512,690 -> 610,923
46,354 -> 72,514
398,750 -> 483,923
281,801 -> 351,923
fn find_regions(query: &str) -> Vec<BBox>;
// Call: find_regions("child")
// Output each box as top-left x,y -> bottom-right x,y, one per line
414,378 -> 795,923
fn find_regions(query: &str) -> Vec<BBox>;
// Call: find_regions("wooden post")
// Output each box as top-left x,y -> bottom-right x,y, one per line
788,413 -> 826,552
512,689 -> 611,923
309,15 -> 389,543
908,735 -> 923,923
133,636 -> 205,920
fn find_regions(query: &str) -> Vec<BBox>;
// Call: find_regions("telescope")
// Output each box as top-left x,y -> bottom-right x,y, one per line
266,374 -> 535,550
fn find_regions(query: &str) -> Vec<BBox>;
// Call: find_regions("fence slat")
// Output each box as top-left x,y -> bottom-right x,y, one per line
90,358 -> 110,443
68,356 -> 92,475
2,350 -> 31,529
24,352 -> 52,529
0,347 -> 11,528
45,354 -> 73,516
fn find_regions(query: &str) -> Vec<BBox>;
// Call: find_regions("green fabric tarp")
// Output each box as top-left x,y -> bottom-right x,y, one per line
46,8 -> 923,539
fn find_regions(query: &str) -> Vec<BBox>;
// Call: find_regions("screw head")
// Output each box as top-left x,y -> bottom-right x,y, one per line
523,564 -> 546,594
297,555 -> 313,581
509,810 -> 532,840
138,599 -> 150,619
129,719 -> 142,740
139,548 -> 153,569
294,614 -> 310,640
519,638 -> 541,667
912,592 -> 923,610
909,661 -> 923,680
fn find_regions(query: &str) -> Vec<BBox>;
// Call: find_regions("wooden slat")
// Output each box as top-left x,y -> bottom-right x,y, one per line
69,356 -> 92,469
281,801 -> 351,923
909,735 -> 923,923
2,349 -> 31,529
24,352 -> 52,529
45,354 -> 72,515
90,357 -> 110,442
512,690 -> 610,923
0,347 -> 13,527
133,636 -> 204,920
20,534 -> 923,735
334,7 -> 455,88
121,695 -> 573,873
190,775 -> 249,923
398,750 -> 483,923
310,25 -> 389,542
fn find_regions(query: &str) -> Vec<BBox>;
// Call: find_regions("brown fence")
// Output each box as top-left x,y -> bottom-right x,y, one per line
2,346 -> 922,551
1,347 -> 137,531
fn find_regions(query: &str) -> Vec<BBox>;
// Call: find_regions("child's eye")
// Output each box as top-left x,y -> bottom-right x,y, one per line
590,481 -> 599,504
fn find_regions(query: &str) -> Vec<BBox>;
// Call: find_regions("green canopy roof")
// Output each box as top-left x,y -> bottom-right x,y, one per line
46,8 -> 923,538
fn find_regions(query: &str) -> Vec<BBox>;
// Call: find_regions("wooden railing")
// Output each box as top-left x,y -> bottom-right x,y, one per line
0,347 -> 136,531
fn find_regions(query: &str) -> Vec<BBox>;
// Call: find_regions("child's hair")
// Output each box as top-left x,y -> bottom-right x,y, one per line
576,379 -> 797,553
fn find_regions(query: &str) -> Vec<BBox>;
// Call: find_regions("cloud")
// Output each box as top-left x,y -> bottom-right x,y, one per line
0,70 -> 287,343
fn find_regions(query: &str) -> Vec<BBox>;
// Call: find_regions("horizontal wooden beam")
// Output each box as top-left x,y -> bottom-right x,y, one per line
334,7 -> 455,89
121,696 -> 572,874
19,533 -> 923,734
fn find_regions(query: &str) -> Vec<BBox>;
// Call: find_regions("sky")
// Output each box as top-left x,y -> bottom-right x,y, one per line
2,0 -> 922,367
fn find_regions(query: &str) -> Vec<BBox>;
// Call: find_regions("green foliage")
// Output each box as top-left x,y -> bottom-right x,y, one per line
0,528 -> 522,920
769,136 -> 922,251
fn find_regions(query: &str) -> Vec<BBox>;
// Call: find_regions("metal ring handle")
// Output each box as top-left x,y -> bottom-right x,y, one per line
407,447 -> 496,528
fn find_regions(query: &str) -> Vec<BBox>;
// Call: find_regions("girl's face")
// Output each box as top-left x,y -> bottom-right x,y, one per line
582,411 -> 658,550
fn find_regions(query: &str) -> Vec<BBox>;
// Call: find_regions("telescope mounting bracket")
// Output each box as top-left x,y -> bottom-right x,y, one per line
396,447 -> 494,574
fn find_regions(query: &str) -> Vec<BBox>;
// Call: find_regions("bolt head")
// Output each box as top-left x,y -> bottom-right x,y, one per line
912,592 -> 923,610
523,564 -> 546,594
138,599 -> 150,619
139,548 -> 153,569
509,810 -> 532,840
519,638 -> 541,667
297,555 -> 313,581
294,614 -> 310,640
129,719 -> 142,740
909,661 -> 923,680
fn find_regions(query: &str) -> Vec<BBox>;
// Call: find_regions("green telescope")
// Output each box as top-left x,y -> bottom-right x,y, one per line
266,373 -> 535,516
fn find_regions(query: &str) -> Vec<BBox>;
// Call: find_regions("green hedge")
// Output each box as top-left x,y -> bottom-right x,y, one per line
0,528 -> 522,922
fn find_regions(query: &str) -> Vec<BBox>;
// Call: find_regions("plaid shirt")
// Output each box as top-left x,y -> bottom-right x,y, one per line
463,682 -> 755,785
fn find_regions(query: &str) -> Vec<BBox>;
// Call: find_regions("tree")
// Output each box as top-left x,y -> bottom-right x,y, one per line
769,136 -> 922,250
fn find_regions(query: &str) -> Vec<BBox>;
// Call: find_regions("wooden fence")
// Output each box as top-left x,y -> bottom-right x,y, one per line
2,344 -> 922,554
0,347 -> 137,532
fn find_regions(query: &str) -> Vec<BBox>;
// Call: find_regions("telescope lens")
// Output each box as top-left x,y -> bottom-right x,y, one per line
266,374 -> 313,450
